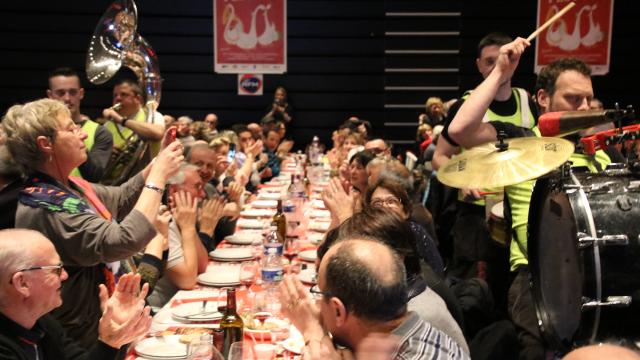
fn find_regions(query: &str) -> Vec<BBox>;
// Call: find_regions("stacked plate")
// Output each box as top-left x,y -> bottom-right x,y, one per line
210,248 -> 255,262
309,209 -> 331,219
171,301 -> 223,322
237,218 -> 266,229
310,199 -> 326,209
298,249 -> 317,263
306,233 -> 325,245
134,335 -> 188,359
308,220 -> 330,233
240,208 -> 276,218
251,200 -> 278,208
257,192 -> 282,200
225,232 -> 262,245
298,268 -> 317,285
197,266 -> 241,286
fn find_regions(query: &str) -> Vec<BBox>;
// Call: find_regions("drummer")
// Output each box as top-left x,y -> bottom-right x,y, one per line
446,37 -> 611,359
432,33 -> 537,301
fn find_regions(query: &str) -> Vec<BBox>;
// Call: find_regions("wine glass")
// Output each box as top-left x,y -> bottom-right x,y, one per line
240,261 -> 258,294
283,238 -> 300,263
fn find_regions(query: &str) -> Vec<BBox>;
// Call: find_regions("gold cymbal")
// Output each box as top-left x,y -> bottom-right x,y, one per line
437,137 -> 574,189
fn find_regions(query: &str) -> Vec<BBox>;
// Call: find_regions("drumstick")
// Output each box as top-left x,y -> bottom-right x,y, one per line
526,2 -> 576,42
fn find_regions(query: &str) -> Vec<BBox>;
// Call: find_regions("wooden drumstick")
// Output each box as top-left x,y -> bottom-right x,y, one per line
526,2 -> 576,42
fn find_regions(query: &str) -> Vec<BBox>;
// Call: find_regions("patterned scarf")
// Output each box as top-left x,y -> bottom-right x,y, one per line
19,172 -> 115,293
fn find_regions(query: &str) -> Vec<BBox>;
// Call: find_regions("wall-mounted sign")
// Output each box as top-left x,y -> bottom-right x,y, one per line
238,73 -> 264,95
534,0 -> 614,75
214,0 -> 287,74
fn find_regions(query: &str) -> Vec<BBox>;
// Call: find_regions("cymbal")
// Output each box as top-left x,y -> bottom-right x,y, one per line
437,137 -> 574,189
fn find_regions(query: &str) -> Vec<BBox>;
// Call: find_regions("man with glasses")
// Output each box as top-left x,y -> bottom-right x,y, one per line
279,238 -> 468,359
0,229 -> 152,359
47,67 -> 113,182
364,138 -> 392,158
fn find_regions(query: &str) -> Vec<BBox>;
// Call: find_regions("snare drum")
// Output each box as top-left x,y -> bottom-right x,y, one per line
488,201 -> 509,247
528,168 -> 640,350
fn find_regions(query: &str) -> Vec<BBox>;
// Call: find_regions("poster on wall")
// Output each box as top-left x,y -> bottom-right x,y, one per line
238,74 -> 264,95
214,0 -> 287,74
534,0 -> 613,75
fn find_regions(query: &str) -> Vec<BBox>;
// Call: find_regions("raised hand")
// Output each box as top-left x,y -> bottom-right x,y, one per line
171,190 -> 198,231
495,37 -> 530,83
322,177 -> 356,224
152,140 -> 184,182
98,273 -> 150,327
225,181 -> 244,203
199,197 -> 226,236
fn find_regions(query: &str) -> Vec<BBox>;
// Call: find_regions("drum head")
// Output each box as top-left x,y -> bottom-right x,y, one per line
529,176 -> 583,350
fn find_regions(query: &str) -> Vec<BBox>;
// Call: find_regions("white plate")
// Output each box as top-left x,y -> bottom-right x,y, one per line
251,200 -> 278,208
171,302 -> 223,322
308,220 -> 330,232
197,266 -> 241,286
236,219 -> 266,229
257,192 -> 282,200
298,268 -> 317,285
306,233 -> 324,245
309,209 -> 331,218
210,248 -> 255,261
298,249 -> 317,262
281,335 -> 305,354
310,199 -> 326,209
225,232 -> 262,245
240,209 -> 275,218
135,335 -> 188,359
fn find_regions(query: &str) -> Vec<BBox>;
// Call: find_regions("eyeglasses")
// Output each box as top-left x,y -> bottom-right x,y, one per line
51,89 -> 80,97
58,124 -> 82,135
309,285 -> 332,300
9,262 -> 64,284
370,196 -> 402,208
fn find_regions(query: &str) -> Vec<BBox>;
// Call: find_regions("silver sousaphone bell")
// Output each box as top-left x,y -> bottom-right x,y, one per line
86,0 -> 163,185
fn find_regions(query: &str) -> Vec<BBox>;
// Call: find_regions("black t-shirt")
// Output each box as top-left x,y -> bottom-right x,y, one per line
441,89 -> 539,147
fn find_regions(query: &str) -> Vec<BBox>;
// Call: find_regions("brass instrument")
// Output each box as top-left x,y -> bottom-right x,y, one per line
86,0 -> 162,185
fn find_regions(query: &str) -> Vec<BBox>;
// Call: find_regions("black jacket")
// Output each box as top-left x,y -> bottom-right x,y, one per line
0,313 -> 118,360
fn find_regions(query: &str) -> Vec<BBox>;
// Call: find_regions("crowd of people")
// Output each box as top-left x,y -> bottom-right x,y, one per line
0,29 -> 637,360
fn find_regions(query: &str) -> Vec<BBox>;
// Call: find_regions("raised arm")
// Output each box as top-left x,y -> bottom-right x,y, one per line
449,37 -> 530,148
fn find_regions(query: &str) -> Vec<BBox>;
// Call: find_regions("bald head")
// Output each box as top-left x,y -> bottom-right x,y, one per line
0,229 -> 53,280
320,238 -> 407,322
564,344 -> 640,360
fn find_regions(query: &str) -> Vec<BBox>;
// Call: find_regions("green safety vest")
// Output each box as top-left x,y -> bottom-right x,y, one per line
105,108 -> 161,157
69,119 -> 99,178
457,88 -> 536,205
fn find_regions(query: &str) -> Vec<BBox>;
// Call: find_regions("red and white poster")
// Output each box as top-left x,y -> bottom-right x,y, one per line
534,0 -> 614,75
214,0 -> 287,74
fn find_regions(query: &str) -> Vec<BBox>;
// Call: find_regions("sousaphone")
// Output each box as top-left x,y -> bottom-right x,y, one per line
86,0 -> 162,185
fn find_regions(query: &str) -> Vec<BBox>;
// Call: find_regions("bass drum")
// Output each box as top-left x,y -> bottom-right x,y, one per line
528,167 -> 640,351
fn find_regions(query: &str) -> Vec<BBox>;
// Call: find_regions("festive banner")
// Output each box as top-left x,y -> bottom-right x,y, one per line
534,0 -> 613,75
214,0 -> 287,74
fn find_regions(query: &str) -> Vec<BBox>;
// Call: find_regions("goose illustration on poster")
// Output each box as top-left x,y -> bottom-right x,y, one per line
535,0 -> 613,75
215,0 -> 287,74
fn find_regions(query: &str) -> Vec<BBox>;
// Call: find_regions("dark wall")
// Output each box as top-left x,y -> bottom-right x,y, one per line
0,0 -> 385,147
0,1 -> 638,149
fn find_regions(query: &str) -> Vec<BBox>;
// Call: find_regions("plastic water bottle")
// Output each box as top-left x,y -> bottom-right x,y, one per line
261,247 -> 284,313
309,136 -> 321,165
263,222 -> 283,256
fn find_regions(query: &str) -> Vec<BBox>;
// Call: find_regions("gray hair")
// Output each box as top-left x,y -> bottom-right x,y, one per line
0,229 -> 46,305
166,162 -> 199,185
2,98 -> 70,173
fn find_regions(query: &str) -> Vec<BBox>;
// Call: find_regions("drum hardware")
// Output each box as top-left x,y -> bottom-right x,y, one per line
437,137 -> 574,189
577,233 -> 628,249
582,296 -> 632,310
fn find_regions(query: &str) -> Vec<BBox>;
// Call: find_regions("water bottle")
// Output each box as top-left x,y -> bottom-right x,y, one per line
263,222 -> 283,256
261,247 -> 284,313
309,135 -> 321,165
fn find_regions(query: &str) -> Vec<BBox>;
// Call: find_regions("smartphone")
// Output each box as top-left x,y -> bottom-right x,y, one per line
163,127 -> 177,148
227,143 -> 236,163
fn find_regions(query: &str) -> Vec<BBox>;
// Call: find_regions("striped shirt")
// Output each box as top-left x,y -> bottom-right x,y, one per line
392,312 -> 470,360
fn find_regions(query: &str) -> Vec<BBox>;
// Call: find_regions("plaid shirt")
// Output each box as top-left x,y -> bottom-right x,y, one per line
392,312 -> 470,360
